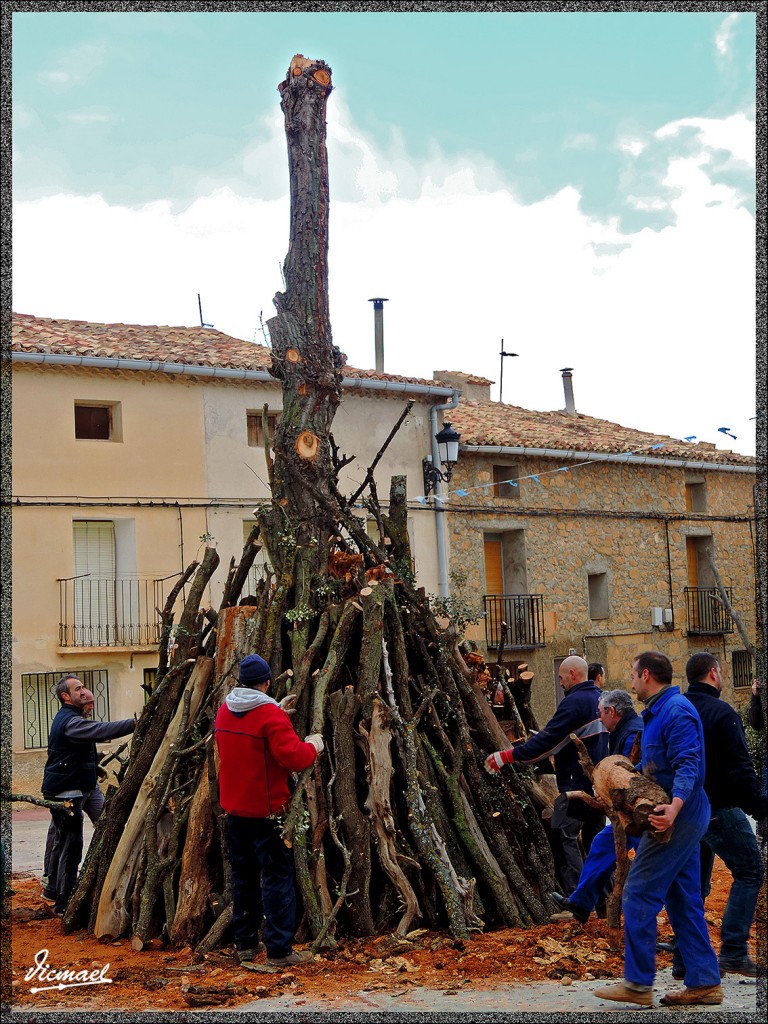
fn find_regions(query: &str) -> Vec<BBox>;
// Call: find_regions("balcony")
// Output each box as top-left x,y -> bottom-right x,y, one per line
684,586 -> 734,636
483,594 -> 545,650
57,575 -> 175,648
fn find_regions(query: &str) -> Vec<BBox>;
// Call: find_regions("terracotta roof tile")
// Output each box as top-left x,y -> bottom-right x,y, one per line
451,398 -> 755,468
11,313 -> 450,389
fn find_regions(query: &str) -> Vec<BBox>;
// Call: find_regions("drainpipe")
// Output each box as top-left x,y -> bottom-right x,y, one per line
430,391 -> 461,598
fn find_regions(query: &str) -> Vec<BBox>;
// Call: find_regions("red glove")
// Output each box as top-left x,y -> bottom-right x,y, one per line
484,748 -> 514,773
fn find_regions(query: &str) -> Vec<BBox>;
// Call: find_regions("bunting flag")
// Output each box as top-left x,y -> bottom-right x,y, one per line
413,442 -> 671,504
718,427 -> 737,440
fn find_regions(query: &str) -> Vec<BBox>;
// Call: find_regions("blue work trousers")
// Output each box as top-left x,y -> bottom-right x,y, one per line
672,806 -> 764,973
622,792 -> 720,989
569,823 -> 640,914
226,813 -> 297,959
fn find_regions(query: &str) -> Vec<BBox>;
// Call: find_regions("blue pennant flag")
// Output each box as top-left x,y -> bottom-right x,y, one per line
684,436 -> 697,442
456,489 -> 468,497
718,427 -> 737,440
650,443 -> 664,450
530,474 -> 540,483
417,496 -> 427,506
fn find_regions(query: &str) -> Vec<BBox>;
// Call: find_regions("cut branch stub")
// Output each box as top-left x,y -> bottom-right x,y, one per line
296,431 -> 320,462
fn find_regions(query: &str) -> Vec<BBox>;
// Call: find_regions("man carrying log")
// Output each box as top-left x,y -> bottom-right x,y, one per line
41,675 -> 136,915
550,688 -> 643,923
214,653 -> 324,968
484,655 -> 608,894
595,651 -> 722,1008
672,653 -> 766,979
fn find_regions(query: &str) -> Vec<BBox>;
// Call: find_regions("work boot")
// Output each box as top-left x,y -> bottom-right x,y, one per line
237,943 -> 266,964
718,956 -> 760,977
594,982 -> 653,1006
660,984 -> 723,1006
550,891 -> 589,925
266,949 -> 313,968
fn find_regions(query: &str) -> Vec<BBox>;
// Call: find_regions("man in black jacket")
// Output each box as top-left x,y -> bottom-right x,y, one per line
677,653 -> 766,978
485,655 -> 608,893
42,674 -> 136,915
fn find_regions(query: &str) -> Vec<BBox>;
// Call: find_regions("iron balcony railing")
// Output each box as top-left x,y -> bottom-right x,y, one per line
684,586 -> 734,635
57,575 -> 176,648
483,594 -> 545,649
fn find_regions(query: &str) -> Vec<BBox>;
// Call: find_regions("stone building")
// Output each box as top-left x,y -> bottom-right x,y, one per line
439,371 -> 758,727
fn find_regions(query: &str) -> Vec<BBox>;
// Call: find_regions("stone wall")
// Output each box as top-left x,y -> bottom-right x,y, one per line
451,454 -> 757,725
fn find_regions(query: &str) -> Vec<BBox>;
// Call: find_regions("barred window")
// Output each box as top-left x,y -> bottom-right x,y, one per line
21,670 -> 109,750
732,650 -> 753,688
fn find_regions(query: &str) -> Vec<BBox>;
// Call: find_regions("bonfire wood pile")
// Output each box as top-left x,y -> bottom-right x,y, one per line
63,54 -> 567,951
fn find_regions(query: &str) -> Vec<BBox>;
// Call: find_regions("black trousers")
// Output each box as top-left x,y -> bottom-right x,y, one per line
46,796 -> 84,913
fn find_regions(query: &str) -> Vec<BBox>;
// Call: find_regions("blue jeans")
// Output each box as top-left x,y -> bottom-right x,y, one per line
226,814 -> 297,959
673,806 -> 764,972
569,823 -> 640,913
622,789 -> 720,989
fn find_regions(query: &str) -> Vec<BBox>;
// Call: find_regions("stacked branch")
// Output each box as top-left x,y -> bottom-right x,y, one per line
64,54 -> 562,950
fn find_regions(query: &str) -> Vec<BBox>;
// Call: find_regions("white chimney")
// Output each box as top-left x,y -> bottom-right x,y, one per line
560,367 -> 577,416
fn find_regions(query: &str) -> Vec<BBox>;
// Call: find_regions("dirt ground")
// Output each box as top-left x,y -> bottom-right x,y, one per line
6,856 -> 759,1013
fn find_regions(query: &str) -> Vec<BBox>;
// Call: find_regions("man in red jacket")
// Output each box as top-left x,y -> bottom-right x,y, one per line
215,653 -> 323,967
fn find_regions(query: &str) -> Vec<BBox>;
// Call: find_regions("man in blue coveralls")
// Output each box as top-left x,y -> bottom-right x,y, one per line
595,651 -> 722,1008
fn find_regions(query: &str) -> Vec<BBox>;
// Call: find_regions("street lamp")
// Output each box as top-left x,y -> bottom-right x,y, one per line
423,422 -> 461,497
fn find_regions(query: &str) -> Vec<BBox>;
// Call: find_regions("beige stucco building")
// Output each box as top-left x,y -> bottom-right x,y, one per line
10,313 -> 459,792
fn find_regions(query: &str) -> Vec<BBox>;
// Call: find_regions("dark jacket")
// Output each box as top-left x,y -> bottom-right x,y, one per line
43,705 -> 97,796
684,681 -> 767,819
610,709 -> 643,758
510,680 -> 608,793
42,705 -> 135,797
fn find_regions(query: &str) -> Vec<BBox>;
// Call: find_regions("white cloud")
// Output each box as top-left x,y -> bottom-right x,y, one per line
12,106 -> 756,457
38,43 -> 106,90
617,138 -> 646,158
715,12 -> 740,56
64,110 -> 111,124
563,133 -> 596,150
656,112 -> 755,169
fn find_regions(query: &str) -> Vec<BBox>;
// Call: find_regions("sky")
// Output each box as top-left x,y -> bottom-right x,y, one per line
10,7 -> 759,456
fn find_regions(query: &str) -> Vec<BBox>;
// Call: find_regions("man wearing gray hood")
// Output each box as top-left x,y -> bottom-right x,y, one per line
215,653 -> 323,967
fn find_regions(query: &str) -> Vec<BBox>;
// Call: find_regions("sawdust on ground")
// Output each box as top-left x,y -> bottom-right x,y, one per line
5,857 -> 756,1011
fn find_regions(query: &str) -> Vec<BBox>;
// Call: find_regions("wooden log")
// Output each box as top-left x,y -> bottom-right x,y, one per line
93,658 -> 214,940
328,686 -> 374,935
361,700 -> 421,937
170,759 -> 217,948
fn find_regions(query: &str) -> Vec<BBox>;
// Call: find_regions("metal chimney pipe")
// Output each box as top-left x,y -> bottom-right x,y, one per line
369,298 -> 388,372
560,367 -> 576,415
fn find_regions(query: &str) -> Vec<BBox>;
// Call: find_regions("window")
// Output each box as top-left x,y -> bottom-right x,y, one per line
143,668 -> 157,703
588,573 -> 609,620
21,669 -> 109,749
242,521 -> 272,598
75,402 -> 122,441
685,474 -> 707,513
247,411 -> 280,448
732,650 -> 753,688
493,464 -> 520,499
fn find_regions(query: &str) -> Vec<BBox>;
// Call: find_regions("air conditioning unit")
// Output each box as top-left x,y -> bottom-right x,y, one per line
651,607 -> 664,627
662,608 -> 673,625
